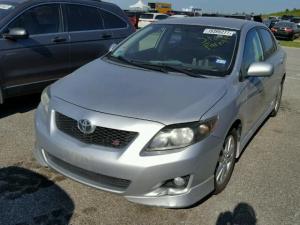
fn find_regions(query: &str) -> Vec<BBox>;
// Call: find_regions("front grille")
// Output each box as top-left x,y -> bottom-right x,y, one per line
55,112 -> 138,149
46,152 -> 131,191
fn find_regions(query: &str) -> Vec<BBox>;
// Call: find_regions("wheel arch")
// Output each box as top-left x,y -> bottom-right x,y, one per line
282,73 -> 286,84
228,119 -> 243,158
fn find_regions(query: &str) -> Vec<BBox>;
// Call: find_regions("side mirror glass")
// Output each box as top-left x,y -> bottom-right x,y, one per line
109,43 -> 118,52
247,62 -> 274,77
3,27 -> 29,40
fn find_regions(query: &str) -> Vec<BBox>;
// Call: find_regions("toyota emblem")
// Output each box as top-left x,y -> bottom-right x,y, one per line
77,119 -> 95,134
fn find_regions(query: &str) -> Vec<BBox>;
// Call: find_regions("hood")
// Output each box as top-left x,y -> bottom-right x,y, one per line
52,59 -> 227,125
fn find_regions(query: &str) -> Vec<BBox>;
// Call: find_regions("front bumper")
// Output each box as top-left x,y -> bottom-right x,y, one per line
34,97 -> 222,207
273,32 -> 293,39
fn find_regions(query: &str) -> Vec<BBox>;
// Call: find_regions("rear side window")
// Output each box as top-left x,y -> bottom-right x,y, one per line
66,4 -> 103,32
140,14 -> 154,19
100,10 -> 127,29
258,29 -> 276,59
7,4 -> 61,35
242,30 -> 264,74
155,15 -> 168,20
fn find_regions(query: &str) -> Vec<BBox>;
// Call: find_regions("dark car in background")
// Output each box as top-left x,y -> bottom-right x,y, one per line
0,0 -> 134,104
291,17 -> 300,27
281,15 -> 294,21
271,21 -> 300,40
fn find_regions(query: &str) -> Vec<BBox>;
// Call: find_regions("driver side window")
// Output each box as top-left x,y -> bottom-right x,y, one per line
7,4 -> 61,35
242,29 -> 264,76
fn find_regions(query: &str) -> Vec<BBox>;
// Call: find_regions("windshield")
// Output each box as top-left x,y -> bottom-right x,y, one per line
109,24 -> 239,76
0,2 -> 16,20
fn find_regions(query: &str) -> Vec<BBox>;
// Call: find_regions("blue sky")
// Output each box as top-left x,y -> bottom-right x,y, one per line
107,0 -> 300,14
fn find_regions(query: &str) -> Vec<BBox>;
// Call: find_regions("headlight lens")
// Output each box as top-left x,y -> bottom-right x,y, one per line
147,117 -> 218,151
41,86 -> 51,114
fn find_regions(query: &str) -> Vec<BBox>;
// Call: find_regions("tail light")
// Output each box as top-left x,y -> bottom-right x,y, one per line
285,28 -> 293,33
271,28 -> 277,32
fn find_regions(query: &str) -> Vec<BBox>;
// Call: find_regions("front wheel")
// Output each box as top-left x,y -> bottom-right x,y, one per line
214,129 -> 237,194
270,83 -> 283,117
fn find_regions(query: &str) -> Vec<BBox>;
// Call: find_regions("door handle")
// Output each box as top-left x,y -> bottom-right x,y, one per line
102,34 -> 112,39
52,37 -> 67,43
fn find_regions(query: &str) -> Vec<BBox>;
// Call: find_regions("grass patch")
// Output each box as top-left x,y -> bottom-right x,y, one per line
279,39 -> 300,48
267,9 -> 300,17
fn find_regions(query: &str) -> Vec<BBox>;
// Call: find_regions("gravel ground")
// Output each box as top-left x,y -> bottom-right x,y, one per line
0,47 -> 299,225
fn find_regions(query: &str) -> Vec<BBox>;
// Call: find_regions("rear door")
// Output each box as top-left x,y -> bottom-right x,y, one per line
99,8 -> 132,43
64,3 -> 114,72
0,3 -> 70,92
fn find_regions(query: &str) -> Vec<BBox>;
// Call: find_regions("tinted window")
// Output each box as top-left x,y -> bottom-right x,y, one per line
292,18 -> 300,23
140,14 -> 154,19
242,30 -> 264,74
155,15 -> 168,20
8,4 -> 61,35
100,10 -> 127,29
66,5 -> 103,31
259,29 -> 276,59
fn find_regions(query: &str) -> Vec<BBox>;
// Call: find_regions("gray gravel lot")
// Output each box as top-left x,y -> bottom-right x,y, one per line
0,47 -> 299,225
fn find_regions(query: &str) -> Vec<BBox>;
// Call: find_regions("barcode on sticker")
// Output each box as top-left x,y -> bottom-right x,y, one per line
203,29 -> 236,36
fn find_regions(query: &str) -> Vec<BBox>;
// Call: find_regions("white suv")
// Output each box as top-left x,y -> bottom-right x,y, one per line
138,13 -> 169,28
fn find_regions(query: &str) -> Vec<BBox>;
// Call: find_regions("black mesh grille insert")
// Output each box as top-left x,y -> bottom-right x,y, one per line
46,152 -> 131,190
55,112 -> 138,149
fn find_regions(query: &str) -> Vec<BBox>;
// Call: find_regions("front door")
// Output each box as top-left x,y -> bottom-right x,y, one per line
0,3 -> 70,92
258,28 -> 283,112
239,29 -> 266,134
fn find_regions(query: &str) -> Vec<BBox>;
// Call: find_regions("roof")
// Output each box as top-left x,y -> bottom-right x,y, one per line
142,13 -> 167,15
157,16 -> 259,30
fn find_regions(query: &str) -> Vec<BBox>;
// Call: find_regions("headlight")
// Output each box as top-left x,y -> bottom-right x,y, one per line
41,86 -> 51,114
147,117 -> 218,151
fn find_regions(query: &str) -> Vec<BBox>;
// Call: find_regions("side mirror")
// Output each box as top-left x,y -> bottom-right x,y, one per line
109,43 -> 118,52
3,27 -> 29,40
247,62 -> 274,77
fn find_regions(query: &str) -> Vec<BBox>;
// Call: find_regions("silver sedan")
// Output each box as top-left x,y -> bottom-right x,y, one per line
34,17 -> 286,208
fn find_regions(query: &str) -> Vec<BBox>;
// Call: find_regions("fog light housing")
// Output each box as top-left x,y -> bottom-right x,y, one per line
173,177 -> 187,187
162,175 -> 190,189
145,175 -> 191,197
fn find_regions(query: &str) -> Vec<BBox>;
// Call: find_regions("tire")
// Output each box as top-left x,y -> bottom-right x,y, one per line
290,34 -> 296,41
270,82 -> 283,117
214,128 -> 237,194
0,86 -> 3,104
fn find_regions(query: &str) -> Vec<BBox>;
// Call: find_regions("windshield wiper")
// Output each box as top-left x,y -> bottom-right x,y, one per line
154,63 -> 207,78
107,55 -> 168,73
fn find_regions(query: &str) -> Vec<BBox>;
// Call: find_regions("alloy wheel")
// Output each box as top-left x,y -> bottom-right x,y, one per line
215,135 -> 236,186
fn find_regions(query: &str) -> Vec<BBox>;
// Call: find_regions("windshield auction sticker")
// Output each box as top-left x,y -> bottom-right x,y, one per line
0,4 -> 13,10
203,29 -> 236,36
